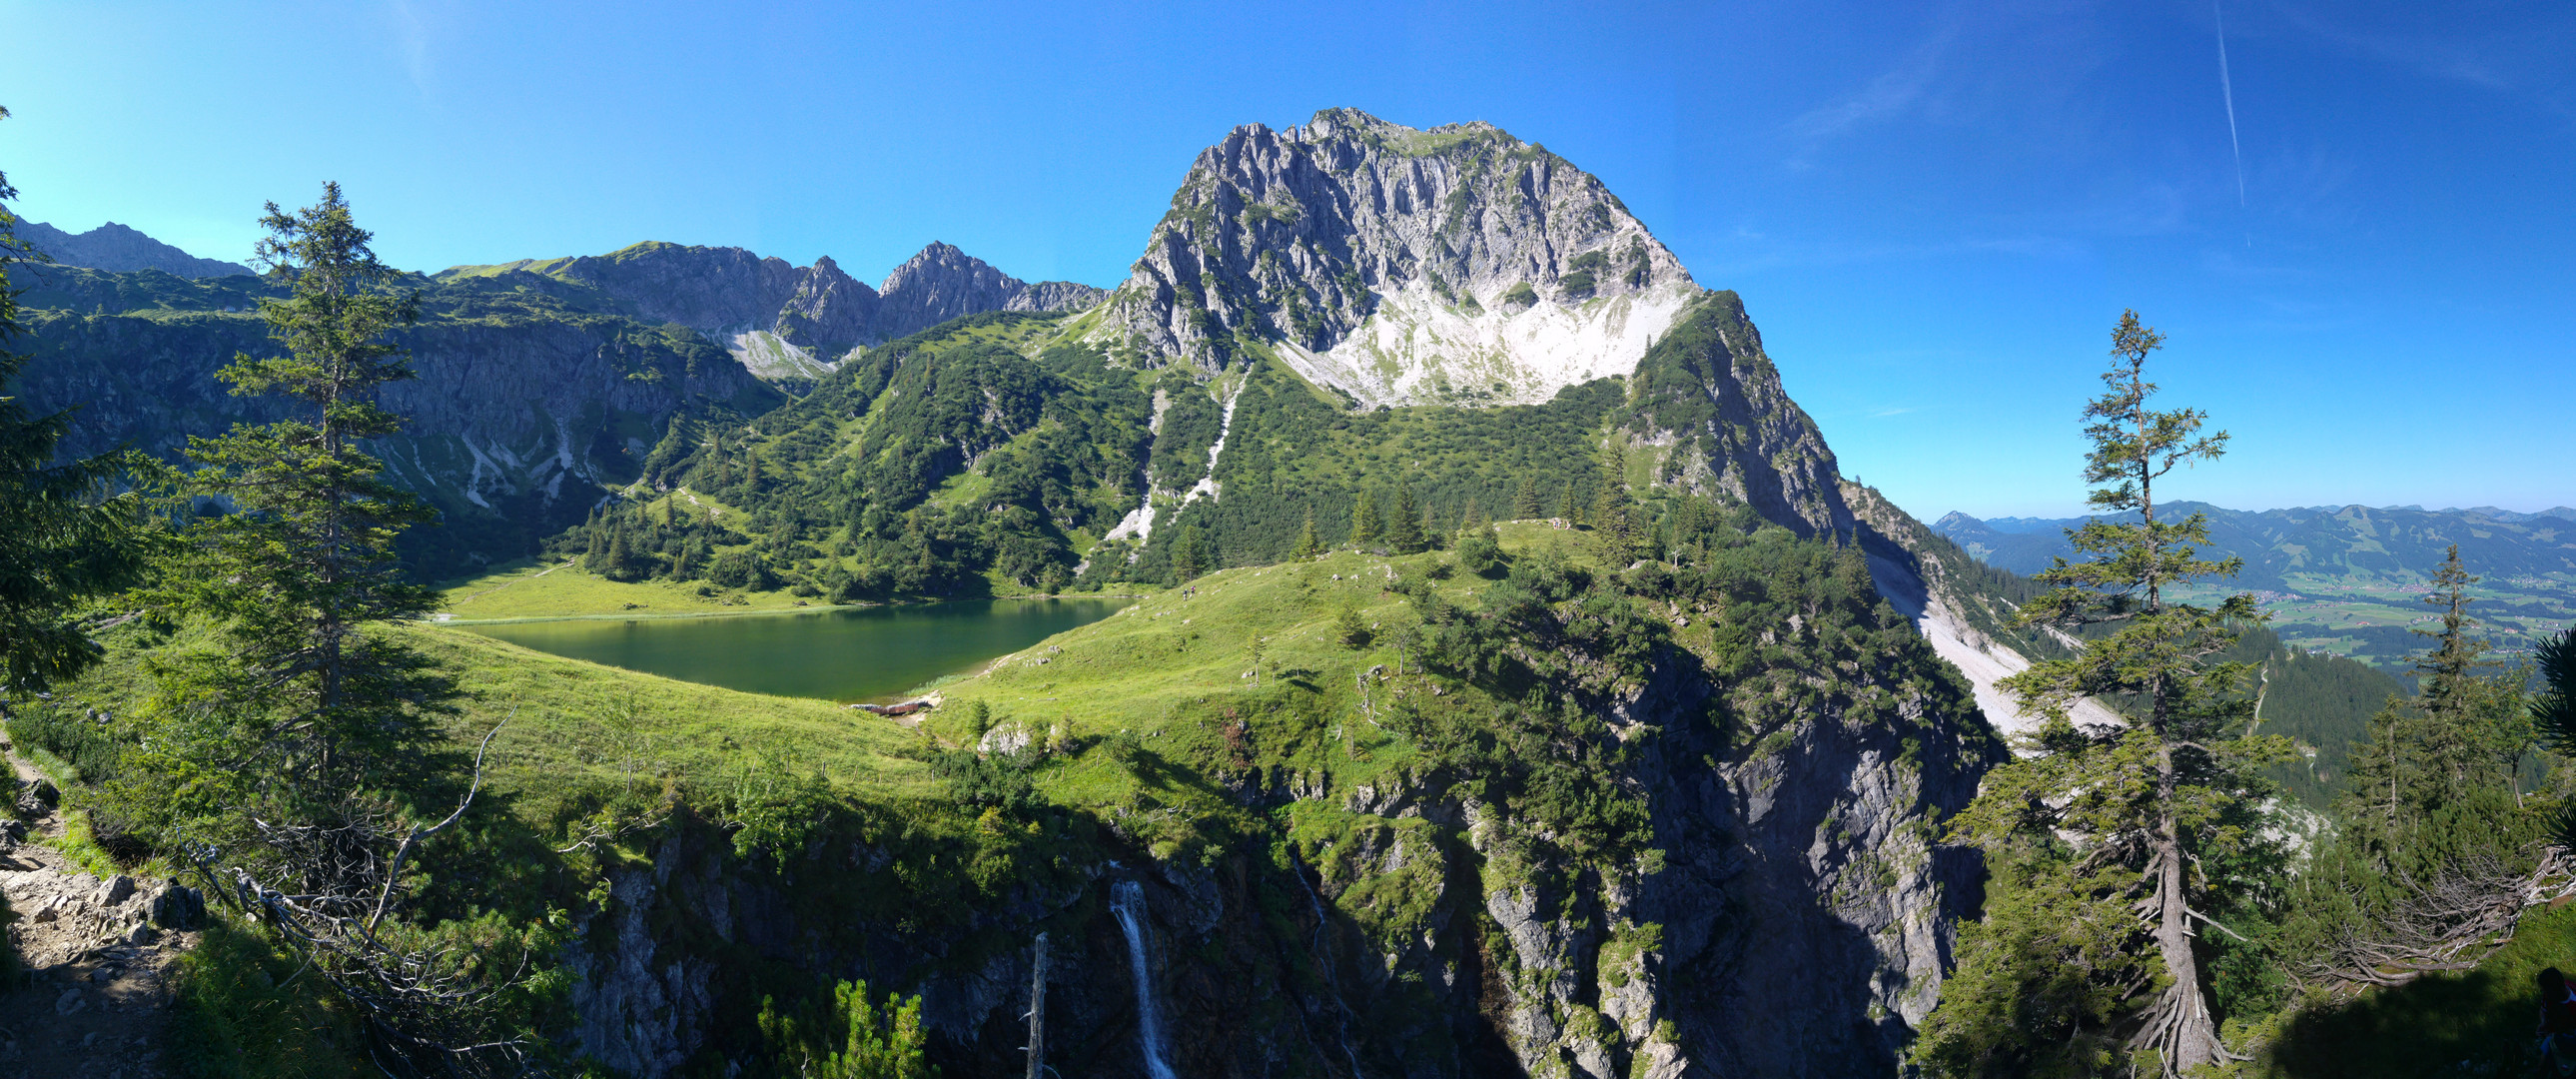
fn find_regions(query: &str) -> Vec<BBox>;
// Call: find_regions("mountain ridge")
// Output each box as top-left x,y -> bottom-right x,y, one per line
12,218 -> 253,278
438,239 -> 1107,387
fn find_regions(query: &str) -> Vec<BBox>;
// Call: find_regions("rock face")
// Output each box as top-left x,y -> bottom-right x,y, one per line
12,271 -> 784,573
1098,108 -> 1698,407
1622,291 -> 1858,540
14,219 -> 254,278
455,240 -> 1109,385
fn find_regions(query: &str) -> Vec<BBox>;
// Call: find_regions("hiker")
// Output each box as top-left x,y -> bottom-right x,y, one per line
2540,967 -> 2576,1076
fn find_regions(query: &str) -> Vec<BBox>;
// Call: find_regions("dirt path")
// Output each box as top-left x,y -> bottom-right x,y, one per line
0,737 -> 201,1079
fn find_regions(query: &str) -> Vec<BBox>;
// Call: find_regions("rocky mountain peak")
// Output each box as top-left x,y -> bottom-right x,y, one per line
442,240 -> 1107,388
877,240 -> 1112,325
1099,107 -> 1697,406
14,219 -> 254,278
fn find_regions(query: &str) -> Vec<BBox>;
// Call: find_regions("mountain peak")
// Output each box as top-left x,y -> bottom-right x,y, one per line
1098,111 -> 1698,406
14,219 -> 253,278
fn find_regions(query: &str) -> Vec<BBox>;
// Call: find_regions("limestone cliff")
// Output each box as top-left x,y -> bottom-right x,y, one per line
12,272 -> 783,572
1097,108 -> 1698,407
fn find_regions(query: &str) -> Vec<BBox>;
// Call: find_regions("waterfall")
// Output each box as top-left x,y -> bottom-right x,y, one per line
1110,880 -> 1179,1079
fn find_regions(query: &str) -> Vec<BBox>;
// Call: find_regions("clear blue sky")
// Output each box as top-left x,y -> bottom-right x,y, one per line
5,1 -> 2569,520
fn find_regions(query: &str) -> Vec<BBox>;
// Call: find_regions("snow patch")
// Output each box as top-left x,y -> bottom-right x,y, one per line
1277,281 -> 1697,409
1181,382 -> 1243,506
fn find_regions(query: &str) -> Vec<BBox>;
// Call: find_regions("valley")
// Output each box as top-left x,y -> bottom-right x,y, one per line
1938,506 -> 2576,669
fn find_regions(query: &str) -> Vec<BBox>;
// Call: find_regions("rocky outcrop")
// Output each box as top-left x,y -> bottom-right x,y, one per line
14,219 -> 254,278
1622,291 -> 1857,540
1097,107 -> 1698,406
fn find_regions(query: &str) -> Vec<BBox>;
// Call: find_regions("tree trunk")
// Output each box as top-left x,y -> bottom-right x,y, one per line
2140,791 -> 2226,1073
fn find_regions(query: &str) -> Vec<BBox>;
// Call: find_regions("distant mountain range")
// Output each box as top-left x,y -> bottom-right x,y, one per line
1934,502 -> 2576,669
1935,503 -> 2576,586
14,218 -> 255,278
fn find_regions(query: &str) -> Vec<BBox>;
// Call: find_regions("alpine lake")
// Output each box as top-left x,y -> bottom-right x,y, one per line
453,597 -> 1131,703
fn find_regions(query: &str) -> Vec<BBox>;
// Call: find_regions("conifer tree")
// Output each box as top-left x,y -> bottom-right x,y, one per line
1512,477 -> 1543,520
1170,523 -> 1207,582
164,183 -> 446,790
126,186 -> 551,1063
1556,483 -> 1582,526
0,107 -> 151,690
603,519 -> 640,581
1387,485 -> 1426,553
1916,311 -> 2281,1076
1349,489 -> 1382,546
2411,545 -> 2513,788
1291,512 -> 1323,559
1457,523 -> 1503,577
1459,499 -> 1484,531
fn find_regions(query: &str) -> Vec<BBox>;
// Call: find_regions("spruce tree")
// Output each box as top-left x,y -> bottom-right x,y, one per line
1556,483 -> 1581,526
1916,311 -> 2281,1076
2411,544 -> 2509,789
1170,523 -> 1206,583
0,107 -> 151,690
1458,499 -> 1484,531
1457,523 -> 1503,577
1349,490 -> 1382,546
1291,512 -> 1323,559
164,183 -> 446,793
1387,485 -> 1426,553
1512,477 -> 1543,520
603,519 -> 640,581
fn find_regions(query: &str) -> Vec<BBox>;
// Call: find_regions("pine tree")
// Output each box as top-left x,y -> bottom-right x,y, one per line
1291,512 -> 1323,559
1556,483 -> 1582,526
1458,499 -> 1484,531
1916,311 -> 2282,1076
1349,490 -> 1382,546
1387,486 -> 1426,553
1512,477 -> 1543,520
0,108 -> 150,689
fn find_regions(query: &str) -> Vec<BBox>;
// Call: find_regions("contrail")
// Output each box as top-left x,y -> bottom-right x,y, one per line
2214,0 -> 2245,207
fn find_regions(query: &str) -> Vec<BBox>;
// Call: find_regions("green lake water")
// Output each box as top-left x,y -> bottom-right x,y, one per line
456,597 -> 1129,702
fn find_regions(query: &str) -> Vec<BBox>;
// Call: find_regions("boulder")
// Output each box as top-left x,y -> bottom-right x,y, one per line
149,883 -> 205,930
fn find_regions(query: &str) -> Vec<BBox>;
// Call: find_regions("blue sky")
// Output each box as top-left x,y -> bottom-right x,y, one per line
4,1 -> 2570,519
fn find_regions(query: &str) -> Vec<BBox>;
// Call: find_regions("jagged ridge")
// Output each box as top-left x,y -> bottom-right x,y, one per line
442,240 -> 1107,385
